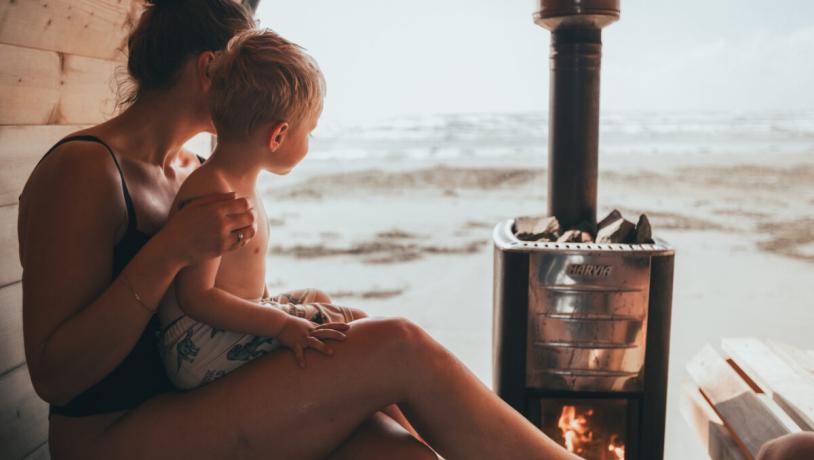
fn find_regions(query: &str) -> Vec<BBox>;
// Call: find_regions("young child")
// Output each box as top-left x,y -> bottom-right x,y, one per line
158,29 -> 356,390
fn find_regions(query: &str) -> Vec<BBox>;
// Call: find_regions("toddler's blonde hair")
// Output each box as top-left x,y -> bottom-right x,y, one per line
208,29 -> 325,140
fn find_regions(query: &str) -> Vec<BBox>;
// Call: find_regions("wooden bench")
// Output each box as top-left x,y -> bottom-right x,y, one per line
682,339 -> 814,460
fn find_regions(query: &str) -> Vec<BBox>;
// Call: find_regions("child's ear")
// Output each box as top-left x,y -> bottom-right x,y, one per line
196,51 -> 216,92
268,122 -> 290,152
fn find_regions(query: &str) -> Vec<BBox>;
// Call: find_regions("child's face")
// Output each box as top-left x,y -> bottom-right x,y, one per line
267,109 -> 320,175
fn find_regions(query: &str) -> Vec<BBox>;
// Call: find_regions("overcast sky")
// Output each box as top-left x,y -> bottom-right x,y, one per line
256,0 -> 814,125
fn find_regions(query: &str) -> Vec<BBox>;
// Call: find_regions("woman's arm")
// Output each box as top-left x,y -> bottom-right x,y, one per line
19,144 -> 254,404
19,145 -> 178,404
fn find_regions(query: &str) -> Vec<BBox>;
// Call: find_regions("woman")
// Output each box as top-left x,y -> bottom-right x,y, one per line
18,1 -> 578,458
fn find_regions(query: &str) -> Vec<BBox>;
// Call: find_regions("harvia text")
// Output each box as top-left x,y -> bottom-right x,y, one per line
566,264 -> 613,278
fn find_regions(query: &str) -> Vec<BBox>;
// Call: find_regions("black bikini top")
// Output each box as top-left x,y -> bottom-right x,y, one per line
32,135 -> 203,417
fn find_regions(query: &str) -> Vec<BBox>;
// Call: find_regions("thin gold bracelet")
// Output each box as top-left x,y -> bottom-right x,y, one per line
121,273 -> 155,314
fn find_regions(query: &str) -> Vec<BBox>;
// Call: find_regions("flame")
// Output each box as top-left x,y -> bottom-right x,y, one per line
557,406 -> 593,454
556,405 -> 625,460
608,434 -> 625,460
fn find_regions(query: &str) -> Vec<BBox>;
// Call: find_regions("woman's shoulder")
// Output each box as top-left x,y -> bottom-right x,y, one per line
23,137 -> 125,200
19,136 -> 129,233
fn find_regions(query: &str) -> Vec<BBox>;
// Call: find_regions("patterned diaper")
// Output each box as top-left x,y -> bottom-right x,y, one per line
158,307 -> 282,390
159,297 -> 357,390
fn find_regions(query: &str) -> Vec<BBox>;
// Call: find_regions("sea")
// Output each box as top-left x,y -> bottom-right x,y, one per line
305,111 -> 814,163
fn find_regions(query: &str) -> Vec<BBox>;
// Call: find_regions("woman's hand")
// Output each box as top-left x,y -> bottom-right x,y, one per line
159,192 -> 256,266
277,316 -> 349,368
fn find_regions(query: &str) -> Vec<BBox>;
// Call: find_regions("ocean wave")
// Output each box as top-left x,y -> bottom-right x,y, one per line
308,111 -> 814,160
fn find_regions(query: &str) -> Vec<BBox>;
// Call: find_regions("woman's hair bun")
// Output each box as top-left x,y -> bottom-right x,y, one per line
121,0 -> 254,107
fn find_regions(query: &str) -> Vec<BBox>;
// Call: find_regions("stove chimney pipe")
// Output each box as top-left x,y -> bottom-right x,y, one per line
535,0 -> 619,233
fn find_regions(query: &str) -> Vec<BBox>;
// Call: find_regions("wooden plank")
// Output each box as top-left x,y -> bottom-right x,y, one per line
0,282 -> 24,376
0,124 -> 87,206
1,204 -> 22,287
0,365 -> 49,460
768,341 -> 814,376
0,43 -> 119,125
723,338 -> 814,431
680,383 -> 746,460
22,441 -> 50,460
687,345 -> 792,460
0,0 -> 140,61
756,393 -> 803,433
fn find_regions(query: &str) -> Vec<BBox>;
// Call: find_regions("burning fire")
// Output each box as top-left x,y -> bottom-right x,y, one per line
557,405 -> 593,453
557,406 -> 625,460
608,434 -> 625,459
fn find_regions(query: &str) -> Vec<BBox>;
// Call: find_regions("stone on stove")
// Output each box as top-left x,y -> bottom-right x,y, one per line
597,209 -> 623,231
515,215 -> 560,241
635,214 -> 654,244
596,216 -> 636,244
556,229 -> 593,243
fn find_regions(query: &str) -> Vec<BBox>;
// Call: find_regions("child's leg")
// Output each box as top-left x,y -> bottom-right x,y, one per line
268,288 -> 368,323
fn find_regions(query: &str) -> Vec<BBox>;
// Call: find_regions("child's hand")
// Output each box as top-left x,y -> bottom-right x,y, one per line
277,316 -> 349,368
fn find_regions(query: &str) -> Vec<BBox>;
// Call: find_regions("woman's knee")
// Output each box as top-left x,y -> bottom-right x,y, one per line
758,433 -> 814,460
371,317 -> 437,357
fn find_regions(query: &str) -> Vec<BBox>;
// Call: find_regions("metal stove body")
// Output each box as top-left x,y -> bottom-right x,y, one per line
492,2 -> 675,457
493,223 -> 674,459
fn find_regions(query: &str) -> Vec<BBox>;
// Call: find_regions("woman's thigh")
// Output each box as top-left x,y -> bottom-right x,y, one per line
81,318 -> 424,460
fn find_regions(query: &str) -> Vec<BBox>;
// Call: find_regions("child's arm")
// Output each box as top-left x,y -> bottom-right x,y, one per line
177,257 -> 338,368
171,169 -> 346,367
171,169 -> 288,337
175,257 -> 290,337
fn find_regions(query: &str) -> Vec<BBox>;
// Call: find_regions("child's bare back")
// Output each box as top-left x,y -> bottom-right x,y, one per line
176,166 -> 269,302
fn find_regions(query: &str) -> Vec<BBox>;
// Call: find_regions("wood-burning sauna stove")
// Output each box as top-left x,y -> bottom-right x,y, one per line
492,2 -> 675,459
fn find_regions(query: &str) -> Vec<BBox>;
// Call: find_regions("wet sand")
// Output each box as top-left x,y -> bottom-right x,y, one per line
258,152 -> 814,459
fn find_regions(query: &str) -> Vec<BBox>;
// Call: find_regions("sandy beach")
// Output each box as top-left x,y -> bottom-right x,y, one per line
254,143 -> 814,459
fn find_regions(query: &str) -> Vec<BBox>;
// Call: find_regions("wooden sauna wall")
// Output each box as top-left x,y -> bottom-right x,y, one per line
0,1 -> 143,458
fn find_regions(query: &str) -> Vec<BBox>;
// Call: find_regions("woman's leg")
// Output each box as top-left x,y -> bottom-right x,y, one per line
326,412 -> 437,460
273,288 -> 420,438
76,318 -> 575,460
